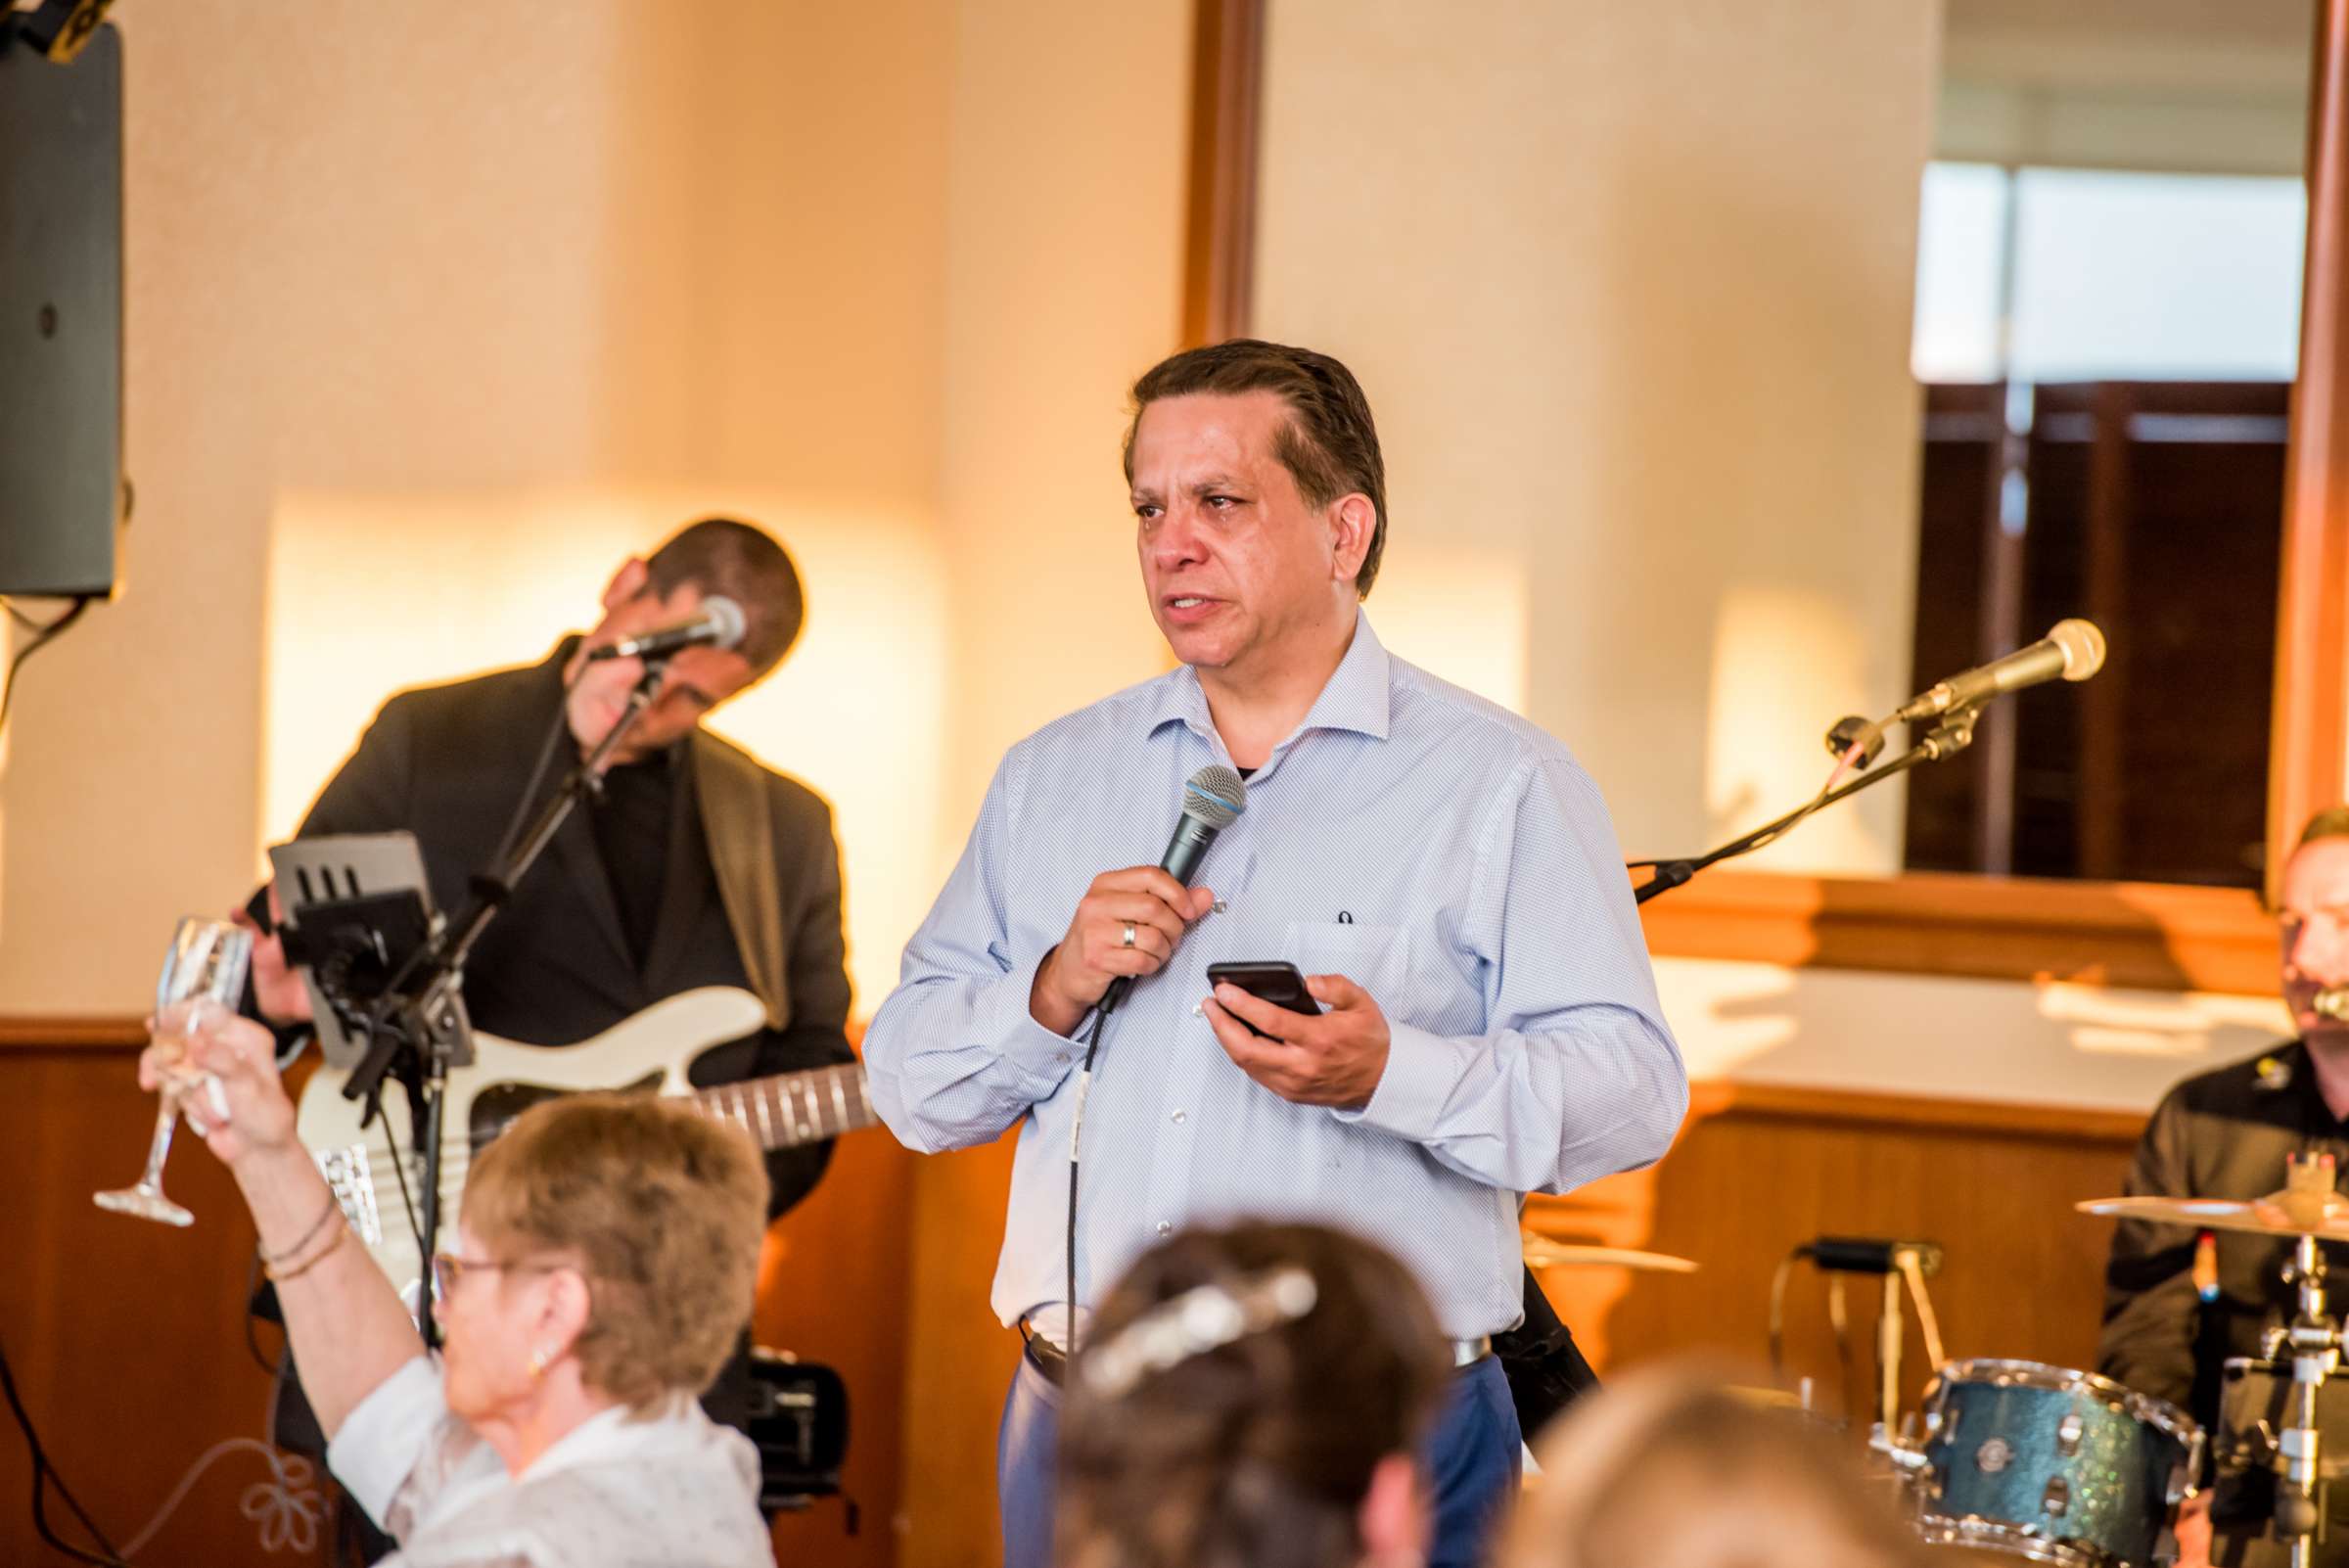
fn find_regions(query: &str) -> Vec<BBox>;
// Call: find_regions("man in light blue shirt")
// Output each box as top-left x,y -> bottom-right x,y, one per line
863,339 -> 1686,1568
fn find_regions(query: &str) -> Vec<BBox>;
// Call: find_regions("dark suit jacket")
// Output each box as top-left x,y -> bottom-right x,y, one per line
280,639 -> 855,1213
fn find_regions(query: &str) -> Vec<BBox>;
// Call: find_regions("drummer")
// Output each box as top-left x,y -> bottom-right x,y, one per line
2100,807 -> 2349,1566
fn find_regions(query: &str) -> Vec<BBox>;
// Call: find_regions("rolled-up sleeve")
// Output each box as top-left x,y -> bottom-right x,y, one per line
1336,750 -> 1687,1193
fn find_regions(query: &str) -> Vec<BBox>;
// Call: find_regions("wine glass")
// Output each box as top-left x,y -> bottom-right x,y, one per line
93,916 -> 253,1226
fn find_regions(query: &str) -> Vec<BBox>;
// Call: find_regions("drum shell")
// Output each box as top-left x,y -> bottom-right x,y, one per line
1919,1360 -> 2200,1568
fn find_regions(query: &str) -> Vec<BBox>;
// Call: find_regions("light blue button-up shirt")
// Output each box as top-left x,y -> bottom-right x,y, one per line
863,613 -> 1686,1339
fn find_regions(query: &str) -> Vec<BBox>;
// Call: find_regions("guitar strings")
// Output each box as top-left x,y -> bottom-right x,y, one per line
331,1065 -> 867,1277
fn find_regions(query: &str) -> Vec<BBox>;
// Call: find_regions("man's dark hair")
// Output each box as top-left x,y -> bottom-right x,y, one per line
641,518 -> 806,676
1122,339 -> 1389,598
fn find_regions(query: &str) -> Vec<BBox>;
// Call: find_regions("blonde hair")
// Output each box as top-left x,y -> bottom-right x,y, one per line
1507,1364 -> 1934,1568
462,1094 -> 768,1413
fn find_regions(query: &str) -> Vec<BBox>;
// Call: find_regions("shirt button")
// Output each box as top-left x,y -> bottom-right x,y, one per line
1156,1221 -> 1173,1236
1171,1109 -> 1186,1124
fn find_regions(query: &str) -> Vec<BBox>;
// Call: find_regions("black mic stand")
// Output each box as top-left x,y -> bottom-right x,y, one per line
1633,707 -> 1981,903
336,657 -> 669,1346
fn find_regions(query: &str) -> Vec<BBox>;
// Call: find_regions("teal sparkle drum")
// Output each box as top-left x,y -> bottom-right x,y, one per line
1916,1360 -> 2202,1567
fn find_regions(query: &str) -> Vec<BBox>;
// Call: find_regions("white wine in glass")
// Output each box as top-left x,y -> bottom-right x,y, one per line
93,916 -> 253,1226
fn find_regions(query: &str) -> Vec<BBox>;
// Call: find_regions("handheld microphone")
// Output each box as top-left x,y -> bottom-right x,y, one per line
1099,764 -> 1247,1015
1806,1236 -> 1944,1277
585,595 -> 748,663
1892,619 -> 2106,724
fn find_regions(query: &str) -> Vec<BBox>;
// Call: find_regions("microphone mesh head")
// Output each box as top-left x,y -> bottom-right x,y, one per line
703,595 -> 749,652
2050,618 -> 2106,680
1182,764 -> 1247,830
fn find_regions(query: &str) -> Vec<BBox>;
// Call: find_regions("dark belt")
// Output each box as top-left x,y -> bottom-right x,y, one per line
1020,1319 -> 1072,1387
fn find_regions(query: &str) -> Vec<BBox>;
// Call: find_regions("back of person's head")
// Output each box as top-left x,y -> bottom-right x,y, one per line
1121,339 -> 1390,598
1057,1222 -> 1450,1568
641,517 -> 806,677
2300,806 -> 2349,849
463,1094 -> 768,1413
1508,1364 -> 1934,1568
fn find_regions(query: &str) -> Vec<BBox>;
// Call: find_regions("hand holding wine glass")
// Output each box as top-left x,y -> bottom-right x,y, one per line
92,916 -> 254,1226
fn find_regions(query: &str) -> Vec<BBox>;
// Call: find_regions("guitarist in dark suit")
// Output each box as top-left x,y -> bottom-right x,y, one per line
244,519 -> 854,1549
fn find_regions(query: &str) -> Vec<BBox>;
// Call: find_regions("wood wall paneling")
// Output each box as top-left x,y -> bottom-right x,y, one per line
1525,1083 -> 2144,1429
756,1065 -> 919,1568
893,1136 -> 1022,1568
2270,0 -> 2349,898
0,1027 -> 315,1568
1635,866 -> 2278,994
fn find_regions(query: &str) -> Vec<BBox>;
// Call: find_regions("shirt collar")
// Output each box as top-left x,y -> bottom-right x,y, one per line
1141,608 -> 1393,746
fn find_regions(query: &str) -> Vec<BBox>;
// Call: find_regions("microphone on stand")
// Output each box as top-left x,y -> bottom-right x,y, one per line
1825,619 -> 2107,766
1099,765 -> 1248,1015
585,595 -> 748,662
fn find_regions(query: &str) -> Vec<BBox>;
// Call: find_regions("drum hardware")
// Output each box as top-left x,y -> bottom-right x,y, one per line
1876,1359 -> 2201,1568
2080,1152 -> 2349,1568
1767,1235 -> 1945,1436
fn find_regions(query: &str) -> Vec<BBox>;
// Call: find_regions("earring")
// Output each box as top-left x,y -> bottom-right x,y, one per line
529,1345 -> 554,1378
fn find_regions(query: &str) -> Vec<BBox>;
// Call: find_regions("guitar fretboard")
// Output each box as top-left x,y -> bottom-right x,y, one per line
689,1062 -> 879,1151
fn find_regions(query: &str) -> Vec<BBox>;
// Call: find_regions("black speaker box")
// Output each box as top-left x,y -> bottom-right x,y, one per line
1,22 -> 123,599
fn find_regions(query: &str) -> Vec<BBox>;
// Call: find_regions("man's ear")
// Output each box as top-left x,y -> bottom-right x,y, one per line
1329,493 -> 1376,587
601,557 -> 652,614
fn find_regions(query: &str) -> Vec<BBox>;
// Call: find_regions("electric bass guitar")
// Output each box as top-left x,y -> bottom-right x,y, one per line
295,987 -> 878,1307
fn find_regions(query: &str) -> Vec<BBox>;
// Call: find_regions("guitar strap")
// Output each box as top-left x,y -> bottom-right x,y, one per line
689,732 -> 792,1031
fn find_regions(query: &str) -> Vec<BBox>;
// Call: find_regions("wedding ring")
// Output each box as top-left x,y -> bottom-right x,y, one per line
1121,922 -> 1137,948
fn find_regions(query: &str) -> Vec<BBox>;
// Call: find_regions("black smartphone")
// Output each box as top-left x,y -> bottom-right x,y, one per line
1204,960 -> 1322,1038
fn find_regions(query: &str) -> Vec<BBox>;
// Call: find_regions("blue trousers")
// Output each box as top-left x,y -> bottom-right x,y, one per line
998,1350 -> 1521,1568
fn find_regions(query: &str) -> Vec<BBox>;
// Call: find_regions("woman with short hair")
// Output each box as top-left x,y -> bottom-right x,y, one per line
149,1013 -> 774,1568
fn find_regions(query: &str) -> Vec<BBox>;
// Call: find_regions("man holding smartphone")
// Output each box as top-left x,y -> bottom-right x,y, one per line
862,340 -> 1685,1568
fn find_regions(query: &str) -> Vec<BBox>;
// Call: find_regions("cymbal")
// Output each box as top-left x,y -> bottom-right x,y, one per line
2078,1193 -> 2349,1242
1521,1236 -> 1699,1272
2081,1151 -> 2349,1240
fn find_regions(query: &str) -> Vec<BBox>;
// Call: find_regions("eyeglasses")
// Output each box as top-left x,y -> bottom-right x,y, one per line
430,1253 -> 563,1301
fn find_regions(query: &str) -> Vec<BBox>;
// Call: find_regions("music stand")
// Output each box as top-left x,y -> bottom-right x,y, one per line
268,832 -> 458,1071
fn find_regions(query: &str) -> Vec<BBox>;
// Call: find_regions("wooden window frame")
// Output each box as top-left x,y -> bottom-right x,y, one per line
1185,0 -> 2349,997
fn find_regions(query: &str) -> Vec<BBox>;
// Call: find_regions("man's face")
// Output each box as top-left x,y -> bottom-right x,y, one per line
565,578 -> 756,765
1128,391 -> 1364,678
2280,837 -> 2349,1032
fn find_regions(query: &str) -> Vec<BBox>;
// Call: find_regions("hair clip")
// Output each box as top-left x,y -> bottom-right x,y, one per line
1081,1266 -> 1318,1399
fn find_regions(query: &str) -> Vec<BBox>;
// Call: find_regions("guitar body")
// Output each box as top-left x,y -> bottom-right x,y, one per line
297,987 -> 771,1308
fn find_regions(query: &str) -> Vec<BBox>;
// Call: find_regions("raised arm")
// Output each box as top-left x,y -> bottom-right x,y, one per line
150,1013 -> 423,1437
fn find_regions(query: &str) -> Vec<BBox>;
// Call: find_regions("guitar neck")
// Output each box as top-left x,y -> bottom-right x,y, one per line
688,1061 -> 878,1152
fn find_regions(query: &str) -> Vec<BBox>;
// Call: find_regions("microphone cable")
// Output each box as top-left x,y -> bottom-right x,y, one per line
0,1325 -> 132,1566
1064,1001 -> 1110,1362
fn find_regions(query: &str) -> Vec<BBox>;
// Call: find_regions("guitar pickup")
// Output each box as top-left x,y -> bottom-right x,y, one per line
314,1143 -> 386,1249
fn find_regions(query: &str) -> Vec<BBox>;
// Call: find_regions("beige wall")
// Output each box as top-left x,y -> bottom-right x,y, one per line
0,0 -> 1188,1018
1255,0 -> 1940,882
1247,0 -> 2300,1109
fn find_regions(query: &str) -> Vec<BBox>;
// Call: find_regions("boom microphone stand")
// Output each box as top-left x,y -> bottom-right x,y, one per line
1631,708 -> 1983,903
336,657 -> 669,1345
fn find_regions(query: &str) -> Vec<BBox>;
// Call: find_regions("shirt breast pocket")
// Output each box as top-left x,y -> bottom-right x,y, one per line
1282,920 -> 1411,1005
